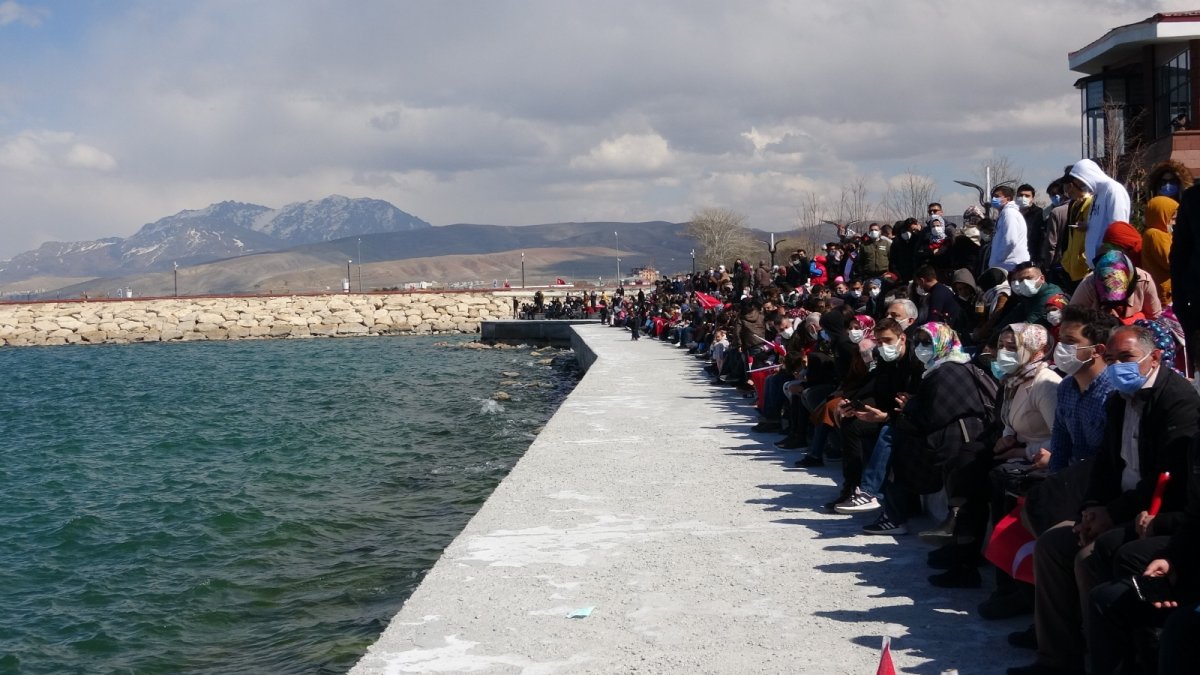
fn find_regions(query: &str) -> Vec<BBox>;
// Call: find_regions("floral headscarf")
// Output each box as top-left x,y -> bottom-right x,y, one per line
927,215 -> 948,243
1093,249 -> 1135,304
853,314 -> 878,362
917,321 -> 970,377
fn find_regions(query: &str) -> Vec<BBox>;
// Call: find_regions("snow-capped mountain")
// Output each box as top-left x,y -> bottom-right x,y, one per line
0,197 -> 431,283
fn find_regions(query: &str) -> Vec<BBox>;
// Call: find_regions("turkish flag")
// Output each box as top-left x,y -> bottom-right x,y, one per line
694,291 -> 722,310
984,502 -> 1036,584
876,637 -> 896,675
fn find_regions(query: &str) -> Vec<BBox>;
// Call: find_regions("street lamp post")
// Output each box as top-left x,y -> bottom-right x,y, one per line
766,233 -> 786,268
356,238 -> 363,292
346,260 -> 352,294
614,231 -> 620,286
173,261 -> 178,297
690,249 -> 695,276
521,251 -> 525,289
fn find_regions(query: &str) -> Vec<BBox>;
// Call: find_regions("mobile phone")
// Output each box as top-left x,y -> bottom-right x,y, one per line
1130,575 -> 1173,603
848,400 -> 867,411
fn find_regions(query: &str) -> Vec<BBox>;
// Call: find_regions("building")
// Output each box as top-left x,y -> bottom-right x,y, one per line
1069,10 -> 1200,180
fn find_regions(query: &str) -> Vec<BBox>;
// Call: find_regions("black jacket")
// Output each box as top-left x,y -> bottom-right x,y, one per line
1082,367 -> 1200,525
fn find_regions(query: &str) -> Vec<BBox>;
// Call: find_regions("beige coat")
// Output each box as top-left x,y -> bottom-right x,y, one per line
1000,365 -> 1062,455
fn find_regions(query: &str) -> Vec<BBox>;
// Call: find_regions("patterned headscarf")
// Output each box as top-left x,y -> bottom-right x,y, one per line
1092,249 -> 1135,304
1134,318 -> 1182,375
963,204 -> 986,222
927,215 -> 947,243
917,321 -> 970,377
853,314 -> 877,363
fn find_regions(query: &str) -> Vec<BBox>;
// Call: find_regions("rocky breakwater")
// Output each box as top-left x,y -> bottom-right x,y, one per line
0,292 -> 514,347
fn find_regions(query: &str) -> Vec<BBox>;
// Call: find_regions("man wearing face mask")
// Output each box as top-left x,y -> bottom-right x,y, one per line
982,263 -> 1064,343
1041,178 -> 1072,288
1016,184 -> 1046,268
988,186 -> 1030,271
860,223 -> 892,279
1013,325 -> 1199,675
889,217 -> 924,282
913,265 -> 961,327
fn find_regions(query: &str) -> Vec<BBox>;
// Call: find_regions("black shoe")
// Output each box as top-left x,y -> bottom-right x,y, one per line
794,455 -> 824,468
750,421 -> 782,433
1007,624 -> 1037,651
774,438 -> 806,450
823,492 -> 853,513
928,565 -> 981,589
978,586 -> 1034,620
926,543 -> 984,569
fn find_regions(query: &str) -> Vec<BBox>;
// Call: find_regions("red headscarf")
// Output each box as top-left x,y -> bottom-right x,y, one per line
1102,221 -> 1143,267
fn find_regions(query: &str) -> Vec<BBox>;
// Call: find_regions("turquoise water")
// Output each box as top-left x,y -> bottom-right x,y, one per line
0,337 -> 576,674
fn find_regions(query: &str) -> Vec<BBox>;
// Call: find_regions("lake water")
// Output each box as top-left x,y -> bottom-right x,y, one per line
0,336 -> 576,674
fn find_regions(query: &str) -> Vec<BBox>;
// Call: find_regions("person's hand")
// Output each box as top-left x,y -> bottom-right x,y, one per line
893,393 -> 910,413
1135,510 -> 1157,539
853,404 -> 889,424
1144,559 -> 1179,609
1030,449 -> 1051,470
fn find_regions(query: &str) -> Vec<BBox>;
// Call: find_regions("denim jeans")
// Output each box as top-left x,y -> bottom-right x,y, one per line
860,424 -> 893,498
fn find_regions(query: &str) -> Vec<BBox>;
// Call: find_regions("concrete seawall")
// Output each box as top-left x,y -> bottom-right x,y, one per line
0,292 -> 518,347
350,324 -> 1018,674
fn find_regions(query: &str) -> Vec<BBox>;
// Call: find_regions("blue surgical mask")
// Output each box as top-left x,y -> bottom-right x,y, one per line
1107,353 -> 1151,396
1160,182 -> 1180,197
1050,194 -> 1064,207
819,329 -> 830,341
990,197 -> 1003,209
990,361 -> 1007,380
914,345 -> 935,364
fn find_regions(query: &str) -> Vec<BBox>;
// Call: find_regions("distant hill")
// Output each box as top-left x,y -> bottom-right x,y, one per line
0,196 -> 430,284
37,221 -> 696,298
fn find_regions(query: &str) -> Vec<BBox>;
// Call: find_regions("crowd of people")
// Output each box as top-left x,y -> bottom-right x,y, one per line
602,157 -> 1200,675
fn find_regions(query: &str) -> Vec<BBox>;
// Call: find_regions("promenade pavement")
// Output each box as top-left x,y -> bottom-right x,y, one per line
351,324 -> 1024,674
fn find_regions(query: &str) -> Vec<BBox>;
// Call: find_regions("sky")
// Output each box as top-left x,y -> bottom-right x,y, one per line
0,0 -> 1191,259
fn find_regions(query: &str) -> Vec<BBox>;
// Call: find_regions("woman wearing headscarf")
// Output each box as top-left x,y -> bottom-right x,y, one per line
877,323 -> 997,550
973,323 -> 1061,613
1100,220 -> 1143,267
1068,249 -> 1162,323
1142,195 -> 1177,304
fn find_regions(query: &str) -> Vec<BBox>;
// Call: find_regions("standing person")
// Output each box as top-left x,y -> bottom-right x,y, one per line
860,223 -> 892,278
890,218 -> 924,282
952,205 -> 985,275
989,186 -> 1030,271
1172,182 -> 1200,372
1042,178 -> 1072,288
1016,184 -> 1046,267
1069,158 -> 1131,269
1142,195 -> 1176,305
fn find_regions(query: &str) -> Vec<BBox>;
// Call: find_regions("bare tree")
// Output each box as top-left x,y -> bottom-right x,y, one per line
835,175 -> 873,226
792,190 -> 829,253
971,154 -> 1024,194
687,207 -> 758,268
879,171 -> 938,221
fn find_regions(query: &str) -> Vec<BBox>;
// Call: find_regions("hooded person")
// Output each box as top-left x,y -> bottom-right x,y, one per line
1142,195 -> 1177,303
1068,158 -> 1131,269
1068,249 -> 1162,323
1144,159 -> 1193,201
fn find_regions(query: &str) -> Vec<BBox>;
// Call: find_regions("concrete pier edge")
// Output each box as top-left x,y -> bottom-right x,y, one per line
350,324 -> 1021,674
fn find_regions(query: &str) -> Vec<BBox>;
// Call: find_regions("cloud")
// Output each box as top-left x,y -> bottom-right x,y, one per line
0,0 -> 44,27
2,0 -> 1198,259
570,133 -> 671,173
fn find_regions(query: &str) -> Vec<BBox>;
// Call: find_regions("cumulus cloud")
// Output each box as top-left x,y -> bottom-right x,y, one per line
2,0 -> 1198,258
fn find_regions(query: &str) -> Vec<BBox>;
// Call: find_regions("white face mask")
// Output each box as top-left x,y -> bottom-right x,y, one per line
1015,196 -> 1033,208
869,288 -> 881,298
869,230 -> 880,240
1011,278 -> 1041,297
1046,309 -> 1062,326
932,226 -> 945,236
900,231 -> 912,241
914,345 -> 935,364
781,327 -> 795,339
962,226 -> 980,238
915,286 -> 928,296
879,342 -> 902,362
1053,342 -> 1093,376
994,348 -> 1021,375
849,329 -> 865,343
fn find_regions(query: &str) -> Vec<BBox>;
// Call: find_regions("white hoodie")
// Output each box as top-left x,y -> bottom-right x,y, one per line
1069,158 -> 1130,268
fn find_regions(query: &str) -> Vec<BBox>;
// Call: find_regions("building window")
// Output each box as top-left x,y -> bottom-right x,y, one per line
1083,78 -> 1126,159
1156,49 -> 1190,136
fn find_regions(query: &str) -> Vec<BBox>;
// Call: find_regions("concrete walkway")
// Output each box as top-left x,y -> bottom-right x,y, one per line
351,325 -> 1024,674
